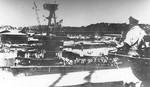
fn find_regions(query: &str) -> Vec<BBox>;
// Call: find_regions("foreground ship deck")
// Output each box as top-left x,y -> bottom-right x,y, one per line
0,67 -> 140,87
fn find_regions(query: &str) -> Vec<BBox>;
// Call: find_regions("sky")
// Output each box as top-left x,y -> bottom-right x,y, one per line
0,0 -> 150,27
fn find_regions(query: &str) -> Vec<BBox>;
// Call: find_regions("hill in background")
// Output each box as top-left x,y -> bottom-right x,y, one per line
1,23 -> 150,36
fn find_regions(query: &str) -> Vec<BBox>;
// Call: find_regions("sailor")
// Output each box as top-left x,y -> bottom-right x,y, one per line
116,16 -> 146,57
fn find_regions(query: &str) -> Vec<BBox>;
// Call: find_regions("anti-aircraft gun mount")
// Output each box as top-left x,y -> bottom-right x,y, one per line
108,35 -> 150,82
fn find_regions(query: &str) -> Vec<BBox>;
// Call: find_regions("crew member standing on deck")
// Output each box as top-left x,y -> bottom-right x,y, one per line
116,16 -> 146,57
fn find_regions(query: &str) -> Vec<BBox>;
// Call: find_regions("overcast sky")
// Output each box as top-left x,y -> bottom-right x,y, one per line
0,0 -> 150,27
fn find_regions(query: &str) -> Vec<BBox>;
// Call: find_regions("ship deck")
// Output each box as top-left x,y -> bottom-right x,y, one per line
0,67 -> 140,87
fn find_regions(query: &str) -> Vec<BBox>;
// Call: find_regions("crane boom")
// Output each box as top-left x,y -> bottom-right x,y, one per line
33,1 -> 42,33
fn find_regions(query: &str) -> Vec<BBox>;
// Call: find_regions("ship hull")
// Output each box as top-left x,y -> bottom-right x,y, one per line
15,57 -> 61,66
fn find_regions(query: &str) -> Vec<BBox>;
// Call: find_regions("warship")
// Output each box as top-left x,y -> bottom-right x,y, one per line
12,3 -> 63,66
6,2 -> 119,68
2,2 -> 149,83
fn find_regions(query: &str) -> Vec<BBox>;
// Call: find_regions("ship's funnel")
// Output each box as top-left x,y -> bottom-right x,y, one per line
43,4 -> 58,11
